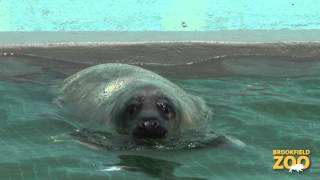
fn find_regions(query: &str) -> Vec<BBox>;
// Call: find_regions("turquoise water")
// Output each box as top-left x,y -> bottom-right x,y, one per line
0,56 -> 319,179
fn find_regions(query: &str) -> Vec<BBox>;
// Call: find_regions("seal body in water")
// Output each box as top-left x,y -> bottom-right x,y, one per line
57,63 -> 210,140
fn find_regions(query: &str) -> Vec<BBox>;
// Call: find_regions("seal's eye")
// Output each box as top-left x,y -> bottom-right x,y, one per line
156,102 -> 170,114
127,104 -> 138,115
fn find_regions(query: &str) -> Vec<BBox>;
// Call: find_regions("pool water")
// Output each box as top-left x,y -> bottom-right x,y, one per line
0,55 -> 319,179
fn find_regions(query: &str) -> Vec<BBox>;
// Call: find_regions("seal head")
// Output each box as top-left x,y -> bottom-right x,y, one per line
112,85 -> 182,139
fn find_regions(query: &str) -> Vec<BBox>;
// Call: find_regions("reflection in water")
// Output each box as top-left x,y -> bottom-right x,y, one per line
105,155 -> 207,180
67,128 -> 227,151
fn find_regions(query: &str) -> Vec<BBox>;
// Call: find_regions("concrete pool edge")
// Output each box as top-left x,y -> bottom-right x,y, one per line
1,31 -> 320,44
1,31 -> 320,65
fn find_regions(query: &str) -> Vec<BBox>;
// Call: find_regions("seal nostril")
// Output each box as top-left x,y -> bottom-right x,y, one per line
153,121 -> 159,128
133,120 -> 167,139
140,119 -> 160,130
143,121 -> 151,128
138,122 -> 144,129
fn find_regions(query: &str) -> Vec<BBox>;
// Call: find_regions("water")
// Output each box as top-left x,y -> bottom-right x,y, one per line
0,55 -> 319,179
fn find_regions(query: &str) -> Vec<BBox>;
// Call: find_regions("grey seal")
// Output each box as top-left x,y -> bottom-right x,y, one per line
57,63 -> 210,139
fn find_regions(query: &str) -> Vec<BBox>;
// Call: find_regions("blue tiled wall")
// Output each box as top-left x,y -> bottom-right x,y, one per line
0,0 -> 319,31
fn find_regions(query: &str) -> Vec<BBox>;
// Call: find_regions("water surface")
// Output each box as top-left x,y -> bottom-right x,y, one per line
0,55 -> 319,179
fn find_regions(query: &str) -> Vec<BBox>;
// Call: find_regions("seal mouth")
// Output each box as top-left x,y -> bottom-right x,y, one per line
132,121 -> 168,139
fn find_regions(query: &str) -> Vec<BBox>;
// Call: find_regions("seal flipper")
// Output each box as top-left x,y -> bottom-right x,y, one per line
222,135 -> 246,149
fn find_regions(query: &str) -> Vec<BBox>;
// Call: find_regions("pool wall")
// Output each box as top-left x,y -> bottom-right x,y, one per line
1,1 -> 320,69
1,0 -> 320,31
1,31 -> 320,69
0,31 -> 320,62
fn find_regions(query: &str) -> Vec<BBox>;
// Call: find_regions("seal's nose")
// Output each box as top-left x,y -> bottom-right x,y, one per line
139,119 -> 160,130
134,118 -> 167,139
